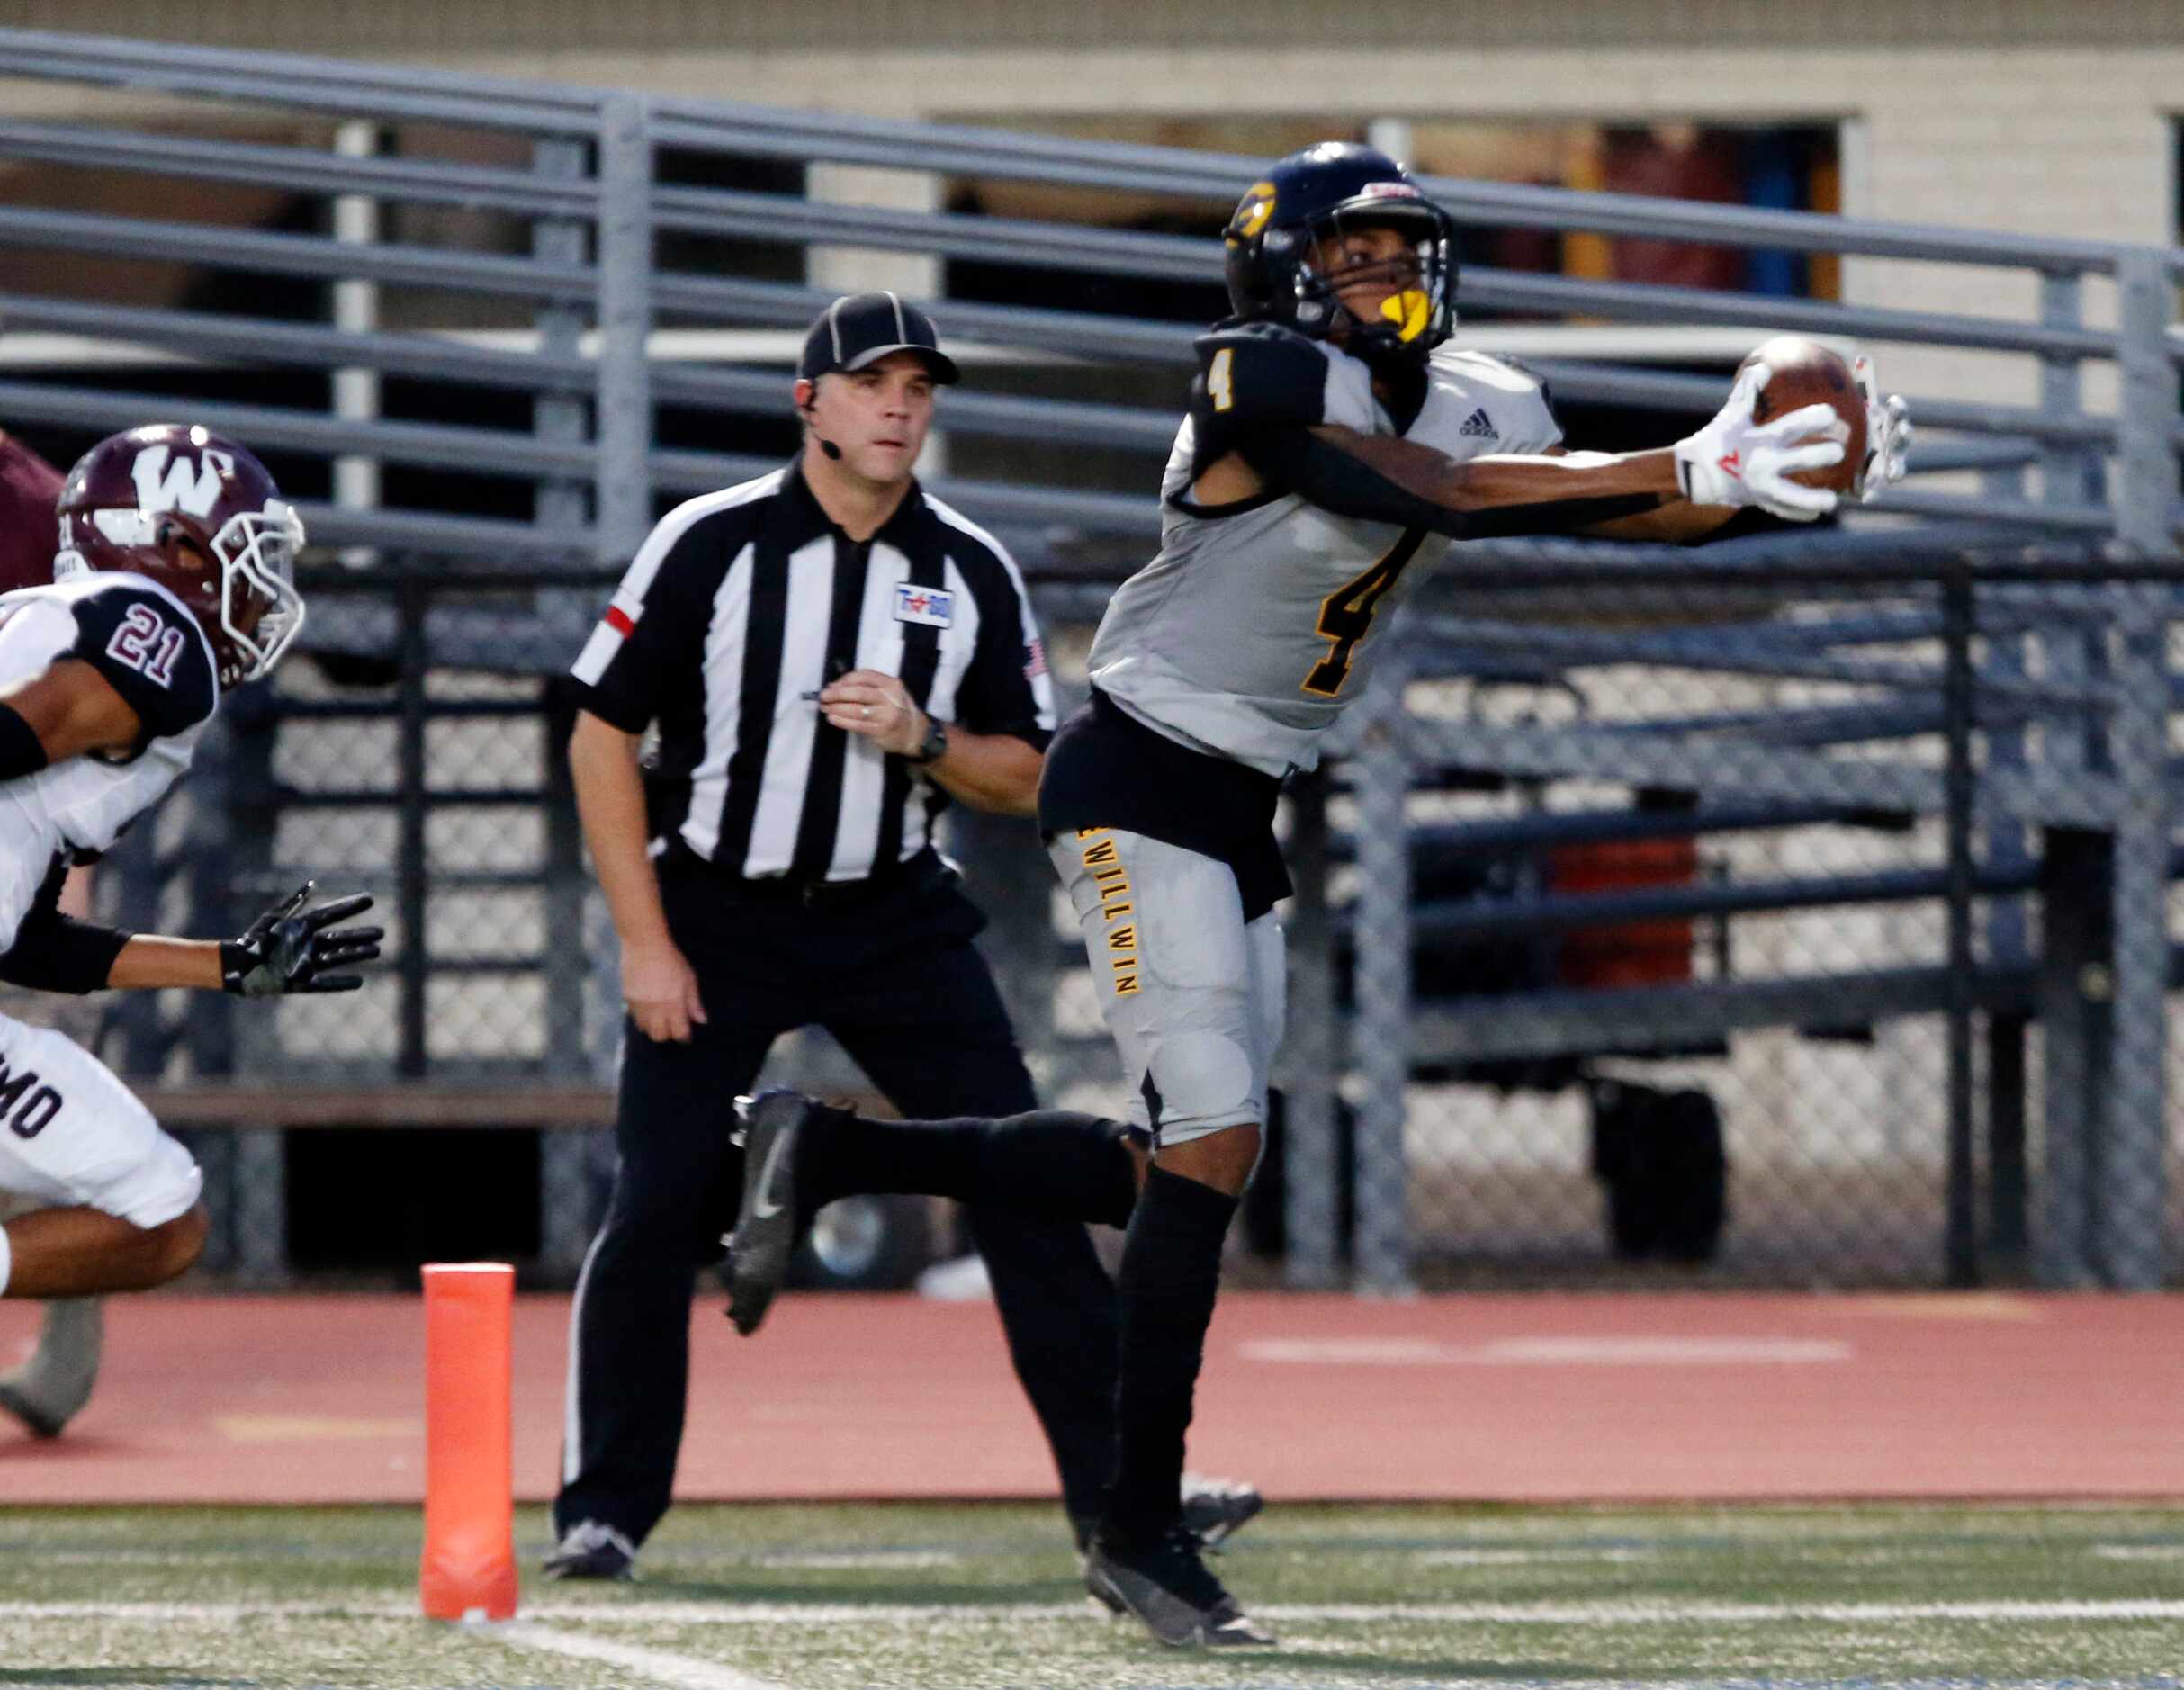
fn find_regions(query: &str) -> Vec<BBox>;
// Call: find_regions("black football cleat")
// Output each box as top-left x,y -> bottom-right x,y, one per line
724,1090 -> 816,1336
1180,1472 -> 1264,1551
1077,1471 -> 1266,1580
1084,1525 -> 1275,1649
542,1520 -> 638,1581
1079,1476 -> 1267,1616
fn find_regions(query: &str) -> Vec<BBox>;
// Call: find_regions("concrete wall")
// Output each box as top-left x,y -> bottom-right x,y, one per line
8,0 -> 2184,52
461,40 -> 2171,407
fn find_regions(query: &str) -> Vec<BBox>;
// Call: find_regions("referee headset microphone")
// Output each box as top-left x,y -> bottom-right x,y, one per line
800,397 -> 843,462
795,290 -> 962,465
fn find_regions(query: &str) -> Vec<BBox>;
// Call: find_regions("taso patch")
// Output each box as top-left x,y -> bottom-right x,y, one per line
894,584 -> 955,627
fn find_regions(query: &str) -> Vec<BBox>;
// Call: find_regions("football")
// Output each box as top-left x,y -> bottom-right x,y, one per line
1737,335 -> 1866,494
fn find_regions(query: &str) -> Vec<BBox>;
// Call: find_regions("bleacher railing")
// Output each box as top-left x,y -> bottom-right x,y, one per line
1,28 -> 2180,1290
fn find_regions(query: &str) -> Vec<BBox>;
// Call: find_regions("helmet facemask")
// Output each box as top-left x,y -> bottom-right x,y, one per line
209,499 -> 306,682
56,496 -> 307,688
1291,203 -> 1458,362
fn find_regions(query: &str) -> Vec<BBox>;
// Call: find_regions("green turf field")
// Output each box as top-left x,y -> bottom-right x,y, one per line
3,1501 -> 2183,1688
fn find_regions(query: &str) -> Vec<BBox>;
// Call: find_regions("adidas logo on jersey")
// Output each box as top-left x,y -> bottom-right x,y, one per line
1459,408 -> 1498,440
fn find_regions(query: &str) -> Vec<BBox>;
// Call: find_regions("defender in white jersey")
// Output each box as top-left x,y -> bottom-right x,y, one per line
723,144 -> 1912,1649
0,424 -> 381,1309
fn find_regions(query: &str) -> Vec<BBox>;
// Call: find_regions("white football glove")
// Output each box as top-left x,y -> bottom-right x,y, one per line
1852,353 -> 1912,502
1673,361 -> 1848,522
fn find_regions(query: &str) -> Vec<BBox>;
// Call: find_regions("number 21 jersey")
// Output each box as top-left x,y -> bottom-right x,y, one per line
0,572 -> 218,950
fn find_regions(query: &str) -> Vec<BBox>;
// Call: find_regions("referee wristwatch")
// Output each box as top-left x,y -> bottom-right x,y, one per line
906,714 -> 949,765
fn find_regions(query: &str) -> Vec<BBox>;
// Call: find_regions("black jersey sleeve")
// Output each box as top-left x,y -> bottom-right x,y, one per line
1187,321 -> 1332,474
67,584 -> 218,742
943,529 -> 1056,751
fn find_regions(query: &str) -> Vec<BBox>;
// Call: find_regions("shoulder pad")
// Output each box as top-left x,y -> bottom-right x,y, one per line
1434,346 -> 1554,409
1492,352 -> 1553,411
67,580 -> 218,742
1191,322 -> 1331,431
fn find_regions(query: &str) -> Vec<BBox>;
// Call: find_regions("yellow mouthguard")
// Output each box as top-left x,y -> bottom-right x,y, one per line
1381,289 -> 1431,342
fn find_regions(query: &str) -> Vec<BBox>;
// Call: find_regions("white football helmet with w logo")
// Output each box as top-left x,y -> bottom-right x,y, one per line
55,424 -> 305,689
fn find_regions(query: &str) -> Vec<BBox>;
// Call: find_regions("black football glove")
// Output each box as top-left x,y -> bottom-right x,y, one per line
220,882 -> 383,997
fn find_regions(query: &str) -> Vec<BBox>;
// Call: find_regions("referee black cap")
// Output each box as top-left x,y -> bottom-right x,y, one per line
797,292 -> 961,385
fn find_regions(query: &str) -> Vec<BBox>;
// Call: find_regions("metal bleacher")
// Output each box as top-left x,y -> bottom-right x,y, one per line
0,28 -> 2180,1290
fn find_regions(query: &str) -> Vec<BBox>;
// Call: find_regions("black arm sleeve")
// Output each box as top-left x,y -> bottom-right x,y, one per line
0,703 -> 47,779
1235,423 -> 1666,540
67,585 -> 218,741
0,858 -> 130,993
1188,322 -> 1332,477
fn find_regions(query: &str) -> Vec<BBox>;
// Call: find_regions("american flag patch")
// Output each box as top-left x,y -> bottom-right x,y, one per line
1023,637 -> 1047,680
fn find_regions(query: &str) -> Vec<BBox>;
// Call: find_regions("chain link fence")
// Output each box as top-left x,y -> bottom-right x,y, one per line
80,550 -> 2180,1293
0,27 -> 2176,1293
1307,556 -> 2175,1292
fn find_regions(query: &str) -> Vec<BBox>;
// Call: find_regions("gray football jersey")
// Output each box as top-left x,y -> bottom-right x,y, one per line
1088,338 -> 1562,778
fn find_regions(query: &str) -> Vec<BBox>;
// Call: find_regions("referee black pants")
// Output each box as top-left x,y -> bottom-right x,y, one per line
554,849 -> 1120,1547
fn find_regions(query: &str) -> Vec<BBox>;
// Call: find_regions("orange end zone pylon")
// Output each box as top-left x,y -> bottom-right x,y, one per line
418,1262 -> 519,1622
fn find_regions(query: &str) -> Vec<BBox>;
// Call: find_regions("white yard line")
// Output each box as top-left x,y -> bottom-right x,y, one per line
6,1596 -> 2184,1626
0,1602 -> 798,1690
493,1617 -> 792,1690
1263,1598 -> 2184,1624
537,1596 -> 2184,1626
1412,1547 -> 1656,1566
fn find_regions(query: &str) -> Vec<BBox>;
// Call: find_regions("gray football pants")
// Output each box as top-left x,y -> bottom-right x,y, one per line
1050,826 -> 1284,1146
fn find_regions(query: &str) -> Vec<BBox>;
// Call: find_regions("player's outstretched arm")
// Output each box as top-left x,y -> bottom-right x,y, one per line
1577,352 -> 1912,541
1269,426 -> 1680,535
216,884 -> 382,995
0,881 -> 379,996
1236,358 -> 1847,542
93,884 -> 382,993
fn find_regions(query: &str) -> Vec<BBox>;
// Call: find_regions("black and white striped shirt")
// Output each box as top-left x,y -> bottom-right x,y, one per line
570,461 -> 1056,882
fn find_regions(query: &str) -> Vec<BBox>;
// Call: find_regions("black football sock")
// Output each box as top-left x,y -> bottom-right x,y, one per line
1101,1164 -> 1238,1546
804,1107 -> 1138,1227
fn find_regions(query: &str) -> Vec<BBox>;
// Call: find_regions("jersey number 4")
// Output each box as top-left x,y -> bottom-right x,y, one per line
1301,529 -> 1426,697
106,604 -> 187,688
1206,347 -> 1236,413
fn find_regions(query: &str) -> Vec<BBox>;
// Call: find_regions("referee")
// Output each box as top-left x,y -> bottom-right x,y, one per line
549,294 -> 1252,1578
